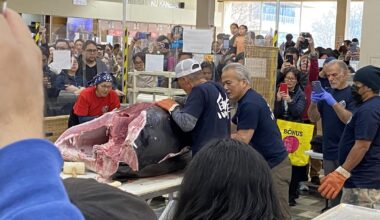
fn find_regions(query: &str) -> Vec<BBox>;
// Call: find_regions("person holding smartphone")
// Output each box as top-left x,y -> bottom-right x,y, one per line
308,60 -> 356,208
277,47 -> 299,86
318,65 -> 380,209
275,67 -> 306,121
274,67 -> 307,206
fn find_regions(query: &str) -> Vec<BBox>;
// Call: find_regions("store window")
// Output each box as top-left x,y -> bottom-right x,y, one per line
223,2 -> 262,36
300,1 -> 337,48
128,0 -> 196,10
278,2 -> 301,45
223,1 -> 339,49
347,1 -> 363,42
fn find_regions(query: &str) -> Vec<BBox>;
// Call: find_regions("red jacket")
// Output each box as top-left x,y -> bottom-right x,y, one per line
302,57 -> 319,121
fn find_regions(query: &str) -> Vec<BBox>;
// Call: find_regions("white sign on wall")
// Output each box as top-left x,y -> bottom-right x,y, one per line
183,29 -> 213,54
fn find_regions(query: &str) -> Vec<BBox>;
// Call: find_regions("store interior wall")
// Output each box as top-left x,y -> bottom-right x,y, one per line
8,0 -> 222,27
359,0 -> 380,67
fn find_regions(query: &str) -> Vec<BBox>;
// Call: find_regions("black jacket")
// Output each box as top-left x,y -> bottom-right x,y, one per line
274,85 -> 306,122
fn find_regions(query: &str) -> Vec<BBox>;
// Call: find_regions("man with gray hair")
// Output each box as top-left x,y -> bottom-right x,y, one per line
156,59 -> 230,155
221,63 -> 291,219
308,60 -> 356,207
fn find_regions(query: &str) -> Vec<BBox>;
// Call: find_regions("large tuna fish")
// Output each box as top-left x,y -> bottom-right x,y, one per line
55,103 -> 191,180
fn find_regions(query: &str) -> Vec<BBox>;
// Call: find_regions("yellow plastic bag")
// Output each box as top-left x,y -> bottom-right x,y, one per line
277,119 -> 314,166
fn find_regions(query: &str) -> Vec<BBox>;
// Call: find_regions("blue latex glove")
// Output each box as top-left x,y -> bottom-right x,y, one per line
311,91 -> 323,103
320,89 -> 337,106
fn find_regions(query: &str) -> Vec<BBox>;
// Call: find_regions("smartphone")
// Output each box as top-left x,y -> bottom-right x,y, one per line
140,32 -> 147,39
223,39 -> 230,49
312,81 -> 323,93
350,43 -> 357,53
279,83 -> 288,94
286,55 -> 293,65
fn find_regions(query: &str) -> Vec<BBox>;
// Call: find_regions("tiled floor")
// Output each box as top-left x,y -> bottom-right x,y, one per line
151,189 -> 327,220
290,193 -> 326,219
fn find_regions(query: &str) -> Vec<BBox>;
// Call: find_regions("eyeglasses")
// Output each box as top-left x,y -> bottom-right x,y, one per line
134,61 -> 144,65
86,49 -> 97,53
284,77 -> 296,81
56,47 -> 69,50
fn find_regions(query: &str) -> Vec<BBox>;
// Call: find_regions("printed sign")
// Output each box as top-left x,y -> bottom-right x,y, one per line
183,29 -> 213,54
277,119 -> 315,166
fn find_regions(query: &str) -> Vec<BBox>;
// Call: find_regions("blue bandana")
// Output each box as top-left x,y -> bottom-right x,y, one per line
89,72 -> 113,86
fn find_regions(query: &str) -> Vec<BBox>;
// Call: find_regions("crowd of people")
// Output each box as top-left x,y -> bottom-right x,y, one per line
1,6 -> 380,220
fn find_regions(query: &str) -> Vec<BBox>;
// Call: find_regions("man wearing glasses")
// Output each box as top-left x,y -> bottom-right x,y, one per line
308,60 -> 356,208
77,40 -> 108,86
318,65 -> 380,209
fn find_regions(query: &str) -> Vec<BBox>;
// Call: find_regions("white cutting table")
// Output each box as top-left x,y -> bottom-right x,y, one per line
61,170 -> 184,200
313,203 -> 380,219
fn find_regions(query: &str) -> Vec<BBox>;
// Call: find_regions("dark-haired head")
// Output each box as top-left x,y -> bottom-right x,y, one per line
74,39 -> 84,44
284,47 -> 299,58
133,52 -> 146,71
55,39 -> 70,50
178,52 -> 193,61
114,43 -> 121,50
133,52 -> 146,64
174,138 -> 284,220
230,23 -> 238,28
157,35 -> 169,43
239,25 -> 248,31
201,61 -> 213,81
201,61 -> 213,70
283,66 -> 301,82
281,66 -> 301,91
286,33 -> 293,41
343,40 -> 351,47
84,40 -> 97,50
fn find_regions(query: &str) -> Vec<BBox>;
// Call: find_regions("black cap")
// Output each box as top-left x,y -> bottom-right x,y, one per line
354,65 -> 380,91
63,178 -> 157,220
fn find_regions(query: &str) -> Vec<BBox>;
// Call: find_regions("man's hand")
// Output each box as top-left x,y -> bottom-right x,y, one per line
320,89 -> 337,106
311,91 -> 323,103
318,167 -> 350,199
280,61 -> 293,73
295,36 -> 303,49
308,34 -> 315,52
155,98 -> 179,113
0,9 -> 44,147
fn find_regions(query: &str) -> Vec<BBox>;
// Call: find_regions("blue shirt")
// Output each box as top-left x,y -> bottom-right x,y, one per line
339,96 -> 380,189
0,139 -> 84,220
54,71 -> 84,91
182,81 -> 230,155
232,89 -> 288,168
318,86 -> 355,160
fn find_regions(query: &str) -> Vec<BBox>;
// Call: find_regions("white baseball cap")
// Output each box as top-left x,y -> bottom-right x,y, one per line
175,58 -> 202,79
